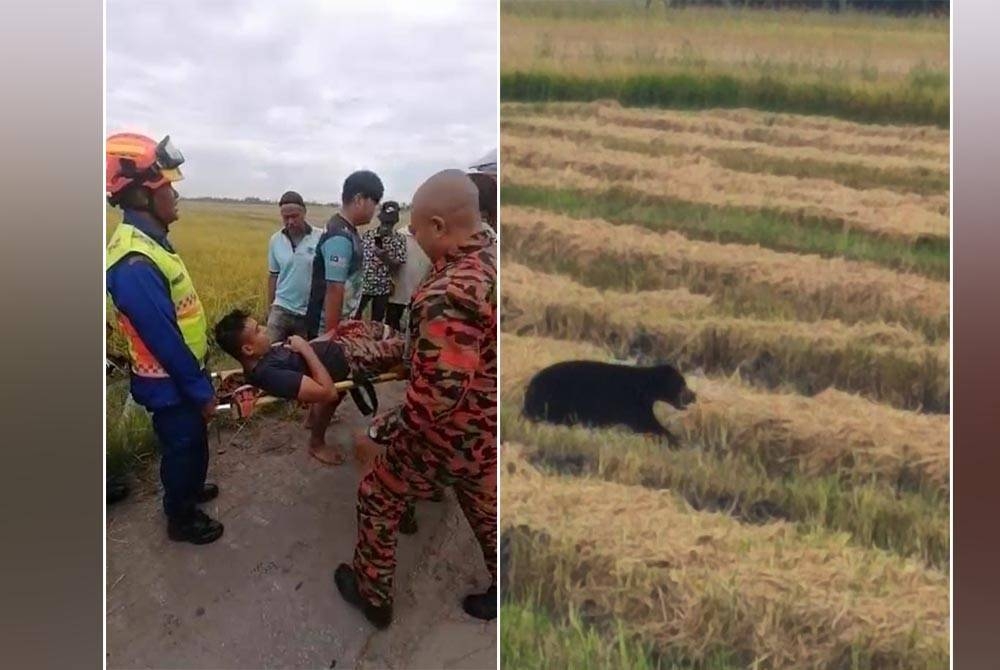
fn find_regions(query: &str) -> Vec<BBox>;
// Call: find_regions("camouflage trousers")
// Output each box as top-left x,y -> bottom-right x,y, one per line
352,438 -> 497,608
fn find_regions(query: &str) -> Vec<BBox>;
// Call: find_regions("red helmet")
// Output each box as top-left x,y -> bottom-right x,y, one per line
106,132 -> 185,204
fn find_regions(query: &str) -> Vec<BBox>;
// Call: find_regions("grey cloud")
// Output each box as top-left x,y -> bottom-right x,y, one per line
107,0 -> 497,201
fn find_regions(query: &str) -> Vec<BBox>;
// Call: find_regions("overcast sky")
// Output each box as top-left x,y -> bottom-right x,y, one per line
107,0 -> 497,202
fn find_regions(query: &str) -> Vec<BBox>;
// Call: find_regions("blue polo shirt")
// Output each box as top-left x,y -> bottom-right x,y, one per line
268,224 -> 321,315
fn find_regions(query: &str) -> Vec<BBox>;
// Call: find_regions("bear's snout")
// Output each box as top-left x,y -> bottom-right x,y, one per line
673,386 -> 697,410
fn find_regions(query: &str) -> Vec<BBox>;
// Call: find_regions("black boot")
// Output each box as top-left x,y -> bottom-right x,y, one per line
106,478 -> 130,505
462,584 -> 497,621
168,510 -> 224,545
197,483 -> 219,503
399,504 -> 418,535
334,564 -> 393,629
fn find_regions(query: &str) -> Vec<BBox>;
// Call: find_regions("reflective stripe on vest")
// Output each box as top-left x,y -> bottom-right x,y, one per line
106,223 -> 208,378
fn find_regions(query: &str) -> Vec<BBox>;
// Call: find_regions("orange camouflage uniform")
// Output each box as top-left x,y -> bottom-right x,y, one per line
354,228 -> 497,608
331,320 -> 405,375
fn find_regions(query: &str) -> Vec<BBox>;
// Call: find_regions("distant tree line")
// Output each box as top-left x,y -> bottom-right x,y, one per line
181,195 -> 411,210
645,0 -> 948,14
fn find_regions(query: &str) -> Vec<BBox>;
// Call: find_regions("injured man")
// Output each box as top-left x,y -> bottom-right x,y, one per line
213,309 -> 405,465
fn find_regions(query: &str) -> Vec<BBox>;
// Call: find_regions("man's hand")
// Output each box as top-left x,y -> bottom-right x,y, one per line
287,335 -> 311,355
201,396 -> 218,422
353,430 -> 383,476
387,363 -> 409,380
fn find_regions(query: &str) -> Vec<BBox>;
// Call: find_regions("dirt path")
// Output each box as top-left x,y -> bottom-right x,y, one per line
106,383 -> 496,670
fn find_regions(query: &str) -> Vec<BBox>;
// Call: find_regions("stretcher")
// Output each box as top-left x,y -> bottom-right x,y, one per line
211,368 -> 402,420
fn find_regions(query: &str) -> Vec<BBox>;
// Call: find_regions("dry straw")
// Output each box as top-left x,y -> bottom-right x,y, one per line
506,101 -> 950,163
501,333 -> 947,494
501,262 -> 949,412
503,135 -> 948,243
502,205 -> 950,341
502,445 -> 949,669
502,113 -> 948,188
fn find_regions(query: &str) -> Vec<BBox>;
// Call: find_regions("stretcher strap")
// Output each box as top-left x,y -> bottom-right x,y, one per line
347,370 -> 379,416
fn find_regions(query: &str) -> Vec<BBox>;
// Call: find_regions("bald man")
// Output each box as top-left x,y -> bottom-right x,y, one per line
334,170 -> 497,629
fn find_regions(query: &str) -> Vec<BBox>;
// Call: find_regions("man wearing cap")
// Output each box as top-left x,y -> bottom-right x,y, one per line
105,133 -> 223,545
266,191 -> 322,343
356,201 -> 406,324
306,170 -> 383,340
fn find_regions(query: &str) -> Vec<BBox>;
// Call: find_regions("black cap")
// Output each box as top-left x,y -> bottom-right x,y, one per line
278,190 -> 306,208
378,200 -> 400,222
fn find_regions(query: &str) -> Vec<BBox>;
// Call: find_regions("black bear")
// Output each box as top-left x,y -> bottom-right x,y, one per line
522,360 -> 696,441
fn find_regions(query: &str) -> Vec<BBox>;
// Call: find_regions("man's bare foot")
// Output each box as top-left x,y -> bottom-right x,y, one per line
308,441 -> 345,466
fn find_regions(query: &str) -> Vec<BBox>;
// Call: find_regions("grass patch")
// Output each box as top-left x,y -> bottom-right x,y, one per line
502,183 -> 948,280
501,599 -> 746,669
501,600 -> 677,670
106,378 -> 158,480
501,5 -> 948,126
501,71 -> 948,128
502,1 -> 948,27
708,144 -> 948,196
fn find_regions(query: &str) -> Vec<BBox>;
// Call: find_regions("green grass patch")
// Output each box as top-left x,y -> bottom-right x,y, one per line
501,600 -> 677,670
502,182 -> 949,280
708,144 -> 948,196
501,599 -> 745,669
500,71 -> 948,128
502,1 -> 948,27
106,379 -> 158,480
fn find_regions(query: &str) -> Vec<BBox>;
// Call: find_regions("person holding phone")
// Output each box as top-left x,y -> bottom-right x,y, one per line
356,201 -> 406,323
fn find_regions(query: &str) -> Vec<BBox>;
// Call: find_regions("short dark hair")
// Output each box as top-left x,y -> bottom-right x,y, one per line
342,170 -> 384,205
279,190 -> 306,208
114,183 -> 152,210
214,309 -> 251,361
